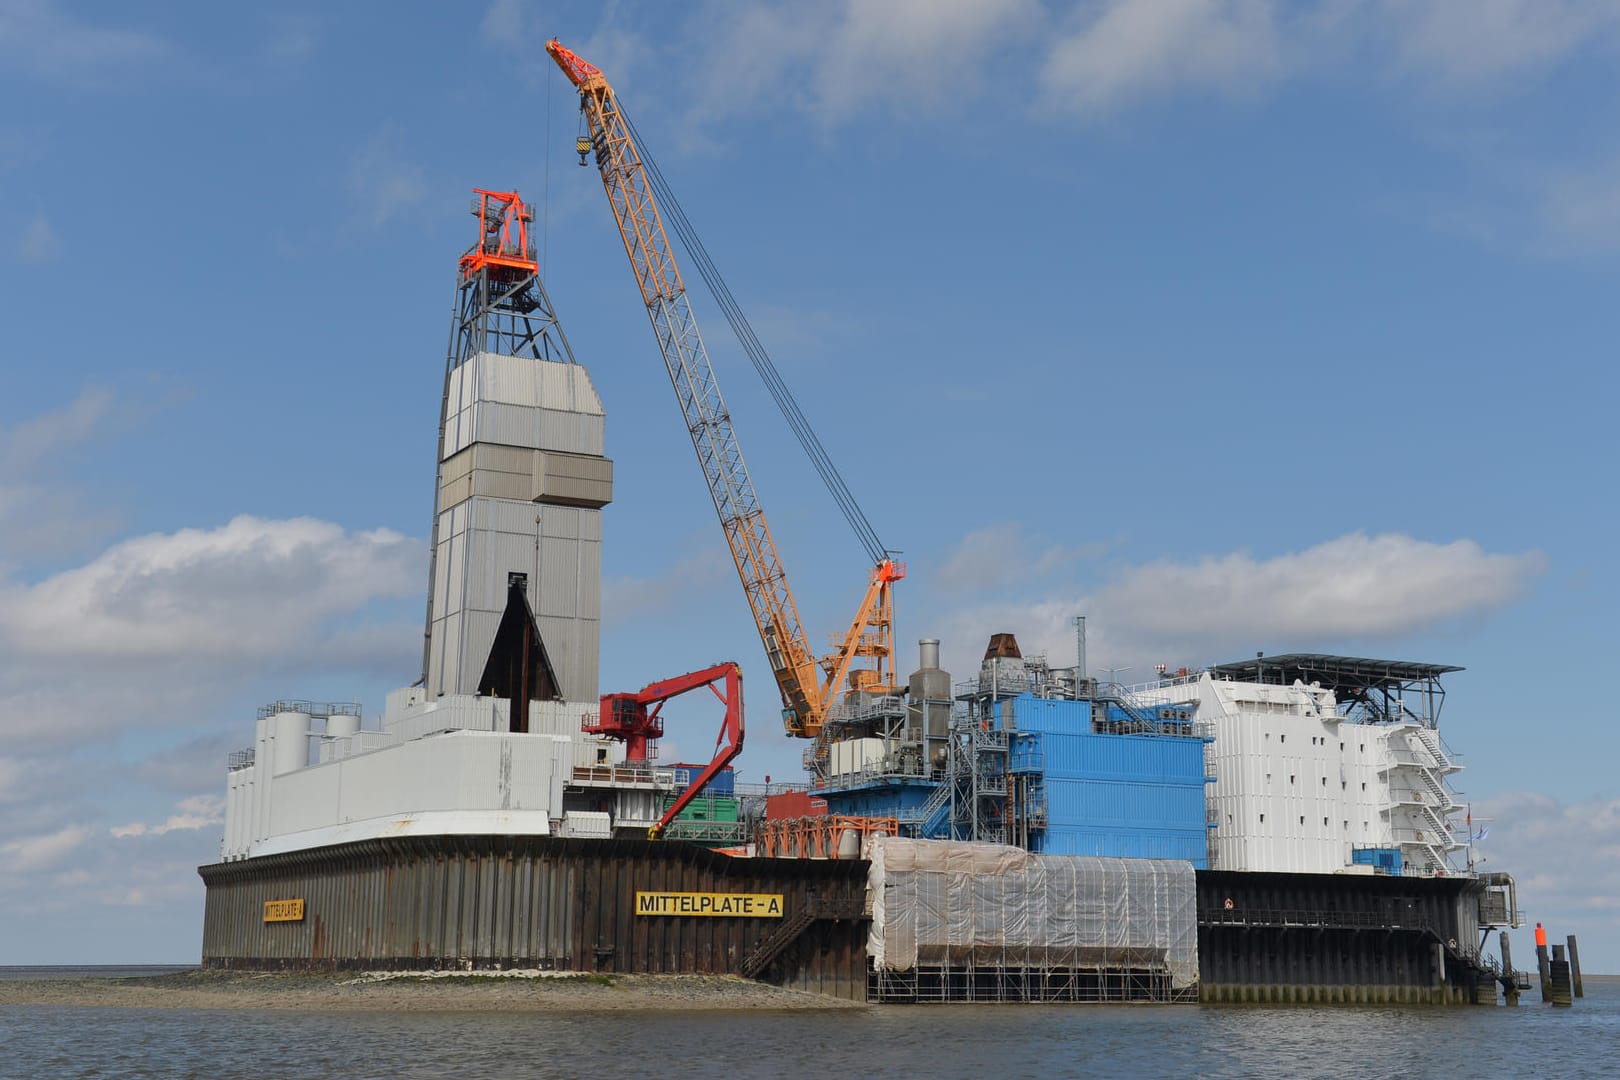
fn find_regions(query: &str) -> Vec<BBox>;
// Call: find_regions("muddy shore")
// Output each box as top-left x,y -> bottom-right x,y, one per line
0,969 -> 866,1012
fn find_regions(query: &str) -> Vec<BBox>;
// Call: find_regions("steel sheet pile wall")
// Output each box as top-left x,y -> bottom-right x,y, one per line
1196,869 -> 1490,1004
200,836 -> 868,999
867,837 -> 1197,1002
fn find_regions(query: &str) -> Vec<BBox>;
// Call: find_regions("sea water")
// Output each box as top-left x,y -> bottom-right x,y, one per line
1,971 -> 1614,1079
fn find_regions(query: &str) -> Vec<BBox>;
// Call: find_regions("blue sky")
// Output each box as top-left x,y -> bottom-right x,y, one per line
1,1 -> 1616,970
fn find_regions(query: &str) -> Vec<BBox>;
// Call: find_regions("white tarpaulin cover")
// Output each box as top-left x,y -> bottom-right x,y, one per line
866,837 -> 1198,989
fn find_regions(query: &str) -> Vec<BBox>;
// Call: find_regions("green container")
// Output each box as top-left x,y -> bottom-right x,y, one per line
662,794 -> 740,823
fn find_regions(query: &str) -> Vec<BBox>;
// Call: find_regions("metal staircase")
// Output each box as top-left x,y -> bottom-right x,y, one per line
914,774 -> 954,838
736,894 -> 865,979
1382,726 -> 1466,873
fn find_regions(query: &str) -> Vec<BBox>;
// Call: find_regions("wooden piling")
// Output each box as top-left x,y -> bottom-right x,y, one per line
1549,943 -> 1573,1007
1566,935 -> 1584,999
1499,930 -> 1518,1006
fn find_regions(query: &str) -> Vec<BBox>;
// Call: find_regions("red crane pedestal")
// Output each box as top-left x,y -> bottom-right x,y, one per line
587,693 -> 665,763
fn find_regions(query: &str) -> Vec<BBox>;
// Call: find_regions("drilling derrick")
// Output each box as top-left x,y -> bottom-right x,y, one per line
421,190 -> 613,707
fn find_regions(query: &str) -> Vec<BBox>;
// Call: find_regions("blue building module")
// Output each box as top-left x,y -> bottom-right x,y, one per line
822,782 -> 934,820
1011,694 -> 1212,868
669,764 -> 735,797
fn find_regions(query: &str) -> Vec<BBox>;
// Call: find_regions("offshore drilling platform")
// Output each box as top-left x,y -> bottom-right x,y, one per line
199,40 -> 1530,1007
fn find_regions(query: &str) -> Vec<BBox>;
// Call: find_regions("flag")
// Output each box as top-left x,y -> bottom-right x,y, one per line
1472,825 -> 1489,842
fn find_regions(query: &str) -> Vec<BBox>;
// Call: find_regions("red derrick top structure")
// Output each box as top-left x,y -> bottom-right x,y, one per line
461,189 -> 537,279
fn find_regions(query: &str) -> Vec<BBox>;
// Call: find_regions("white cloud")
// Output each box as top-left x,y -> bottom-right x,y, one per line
0,507 -> 420,753
0,756 -> 26,803
1377,0 -> 1620,85
1034,0 -> 1620,116
934,522 -> 1105,593
132,733 -> 242,794
0,0 -> 170,84
0,128 -> 37,174
481,0 -> 525,46
2,822 -> 213,918
931,530 -> 1544,678
262,12 -> 319,64
1534,153 -> 1620,251
1,386 -> 113,462
1041,0 -> 1283,113
17,214 -> 57,262
111,795 -> 225,838
2,824 -> 93,872
813,0 -> 1043,120
1091,532 -> 1546,655
348,126 -> 426,228
0,387 -> 121,560
603,547 -> 731,625
0,514 -> 419,662
682,0 -> 1041,129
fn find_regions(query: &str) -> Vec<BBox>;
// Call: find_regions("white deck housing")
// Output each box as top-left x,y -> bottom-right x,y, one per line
1138,673 -> 1466,875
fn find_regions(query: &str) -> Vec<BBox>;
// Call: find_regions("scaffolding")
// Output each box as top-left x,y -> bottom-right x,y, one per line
866,837 -> 1199,1003
756,815 -> 899,859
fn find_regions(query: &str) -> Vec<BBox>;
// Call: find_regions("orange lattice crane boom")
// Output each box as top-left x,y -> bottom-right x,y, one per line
547,38 -> 903,743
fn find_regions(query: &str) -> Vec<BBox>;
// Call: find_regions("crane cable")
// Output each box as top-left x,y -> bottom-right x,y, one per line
622,110 -> 888,570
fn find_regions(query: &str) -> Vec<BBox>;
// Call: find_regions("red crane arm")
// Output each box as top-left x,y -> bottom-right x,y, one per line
592,662 -> 746,840
626,662 -> 744,840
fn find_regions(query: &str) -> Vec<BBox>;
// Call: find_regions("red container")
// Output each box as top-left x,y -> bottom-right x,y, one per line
765,791 -> 827,820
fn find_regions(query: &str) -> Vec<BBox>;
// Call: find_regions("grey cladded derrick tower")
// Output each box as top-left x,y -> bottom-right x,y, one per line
421,189 -> 612,713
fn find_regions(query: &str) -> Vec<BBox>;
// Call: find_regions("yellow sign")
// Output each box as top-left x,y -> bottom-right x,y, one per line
635,892 -> 783,918
263,898 -> 305,923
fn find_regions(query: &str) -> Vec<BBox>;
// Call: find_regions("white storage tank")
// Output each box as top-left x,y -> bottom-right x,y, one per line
325,712 -> 361,740
270,711 -> 311,774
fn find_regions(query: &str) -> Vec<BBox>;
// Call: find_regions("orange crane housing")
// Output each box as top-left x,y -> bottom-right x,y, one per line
547,38 -> 903,747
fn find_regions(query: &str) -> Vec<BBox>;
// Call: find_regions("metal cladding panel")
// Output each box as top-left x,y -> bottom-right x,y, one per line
537,537 -> 579,618
467,352 -> 605,417
539,408 -> 605,457
1040,731 -> 1205,784
431,515 -> 458,612
487,532 -> 543,611
580,511 -> 601,542
431,611 -> 462,695
536,614 -> 590,700
576,542 -> 601,620
487,497 -> 542,535
447,353 -> 601,413
444,404 -> 604,460
823,785 -> 935,818
537,359 -> 605,415
482,352 -> 549,407
1038,827 -> 1206,864
1045,777 -> 1205,828
454,610 -> 500,692
444,363 -> 467,416
540,505 -> 580,539
199,836 -> 868,1000
478,402 -> 544,450
1011,696 -> 1092,735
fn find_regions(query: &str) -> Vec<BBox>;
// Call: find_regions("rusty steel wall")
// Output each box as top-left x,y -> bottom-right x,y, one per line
199,836 -> 869,999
